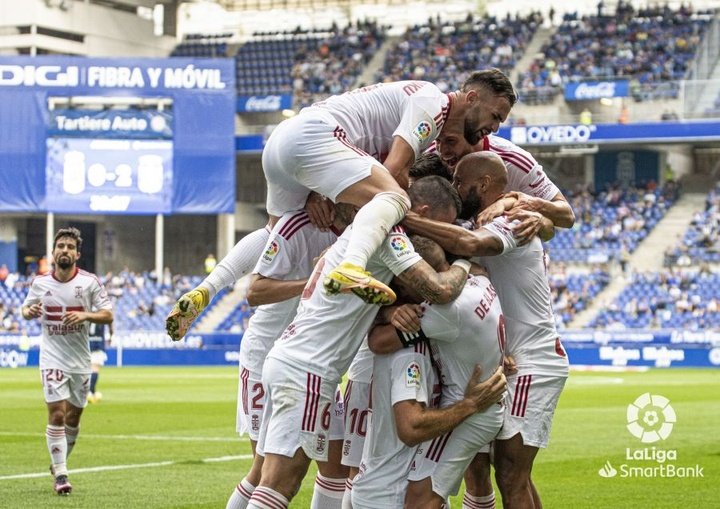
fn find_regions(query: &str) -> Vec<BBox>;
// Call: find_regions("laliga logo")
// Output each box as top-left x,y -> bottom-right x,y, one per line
626,393 -> 676,443
574,82 -> 616,100
245,95 -> 282,112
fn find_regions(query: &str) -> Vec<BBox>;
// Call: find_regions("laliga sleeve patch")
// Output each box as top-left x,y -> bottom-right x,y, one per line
389,235 -> 412,258
406,361 -> 422,388
261,240 -> 280,264
412,120 -> 433,143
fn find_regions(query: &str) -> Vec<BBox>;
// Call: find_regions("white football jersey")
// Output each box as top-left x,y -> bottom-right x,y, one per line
308,81 -> 450,162
240,211 -> 339,374
481,135 -> 560,200
23,269 -> 112,374
352,342 -> 438,509
347,338 -> 374,384
420,275 -> 505,405
266,225 -> 422,383
478,217 -> 569,377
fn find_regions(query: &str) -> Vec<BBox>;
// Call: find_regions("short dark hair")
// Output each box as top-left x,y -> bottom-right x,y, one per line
53,227 -> 82,252
410,153 -> 452,182
462,68 -> 517,107
408,175 -> 462,218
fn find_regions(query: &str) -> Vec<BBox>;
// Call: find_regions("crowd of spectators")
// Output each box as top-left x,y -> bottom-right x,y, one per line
378,12 -> 542,93
234,20 -> 386,106
291,20 -> 386,108
591,266 -> 720,330
170,32 -> 232,58
549,264 -> 611,330
517,2 -> 712,104
548,181 -> 680,263
665,181 -> 720,266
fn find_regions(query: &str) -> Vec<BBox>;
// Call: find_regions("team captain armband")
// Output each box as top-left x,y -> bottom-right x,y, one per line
396,327 -> 428,348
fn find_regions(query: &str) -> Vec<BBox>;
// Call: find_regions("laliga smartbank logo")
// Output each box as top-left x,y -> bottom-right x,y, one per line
626,392 -> 675,443
598,393 -> 703,479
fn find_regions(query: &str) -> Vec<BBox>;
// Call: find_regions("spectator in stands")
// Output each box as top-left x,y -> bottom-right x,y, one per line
579,108 -> 592,125
519,4 -> 710,103
0,263 -> 8,283
204,254 -> 217,275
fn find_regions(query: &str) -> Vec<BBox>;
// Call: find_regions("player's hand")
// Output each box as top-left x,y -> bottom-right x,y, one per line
464,365 -> 507,412
507,209 -> 543,245
503,355 -> 518,376
475,194 -> 518,226
24,303 -> 43,319
389,304 -> 423,333
511,191 -> 544,213
304,192 -> 335,231
62,311 -> 87,326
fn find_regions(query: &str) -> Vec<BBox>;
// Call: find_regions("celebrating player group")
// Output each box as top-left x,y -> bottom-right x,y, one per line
167,67 -> 576,509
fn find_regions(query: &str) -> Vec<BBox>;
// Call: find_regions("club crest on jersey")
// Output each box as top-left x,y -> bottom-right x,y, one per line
74,286 -> 83,298
262,240 -> 280,263
316,432 -> 327,454
406,362 -> 421,388
412,120 -> 432,143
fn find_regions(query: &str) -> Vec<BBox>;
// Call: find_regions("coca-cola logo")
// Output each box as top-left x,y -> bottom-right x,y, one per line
244,95 -> 282,112
572,82 -> 616,99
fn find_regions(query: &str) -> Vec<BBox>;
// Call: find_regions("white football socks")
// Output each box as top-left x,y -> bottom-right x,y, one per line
342,192 -> 410,269
310,474 -> 346,509
200,226 -> 271,299
46,425 -> 67,476
226,477 -> 256,509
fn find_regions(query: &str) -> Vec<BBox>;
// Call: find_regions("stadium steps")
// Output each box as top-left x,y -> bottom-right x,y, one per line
568,188 -> 708,328
195,277 -> 252,333
355,37 -> 397,87
509,26 -> 553,84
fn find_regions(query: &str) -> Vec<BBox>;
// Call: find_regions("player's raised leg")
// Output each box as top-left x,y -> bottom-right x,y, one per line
166,226 -> 271,340
323,166 -> 408,305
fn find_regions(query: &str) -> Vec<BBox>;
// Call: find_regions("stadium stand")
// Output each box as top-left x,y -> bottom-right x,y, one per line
664,181 -> 720,265
590,267 -> 720,330
232,21 -> 386,105
170,32 -> 233,58
546,182 -> 680,263
549,264 -> 610,329
378,12 -> 542,92
517,3 -> 714,103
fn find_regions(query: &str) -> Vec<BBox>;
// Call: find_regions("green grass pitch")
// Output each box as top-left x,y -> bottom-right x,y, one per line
1,367 -> 717,508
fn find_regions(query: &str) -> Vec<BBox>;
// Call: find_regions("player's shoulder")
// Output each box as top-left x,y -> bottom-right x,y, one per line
77,269 -> 104,285
274,211 -> 313,241
485,135 -> 537,173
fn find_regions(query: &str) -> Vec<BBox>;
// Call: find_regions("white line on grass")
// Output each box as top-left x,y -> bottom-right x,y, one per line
0,454 -> 253,481
0,431 -> 248,442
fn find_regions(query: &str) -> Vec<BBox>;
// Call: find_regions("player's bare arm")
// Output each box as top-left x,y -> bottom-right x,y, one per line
395,259 -> 468,304
246,274 -> 308,306
63,308 -> 113,327
404,211 -> 504,258
393,365 -> 506,447
506,209 -> 556,244
381,136 -> 417,190
507,190 -> 575,229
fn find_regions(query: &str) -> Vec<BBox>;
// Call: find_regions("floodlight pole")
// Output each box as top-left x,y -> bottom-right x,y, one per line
155,213 -> 164,279
46,212 -> 54,263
